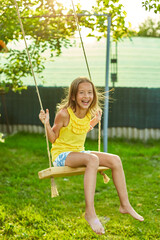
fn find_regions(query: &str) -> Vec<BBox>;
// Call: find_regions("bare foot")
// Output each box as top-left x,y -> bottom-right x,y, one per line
119,205 -> 144,222
85,213 -> 105,235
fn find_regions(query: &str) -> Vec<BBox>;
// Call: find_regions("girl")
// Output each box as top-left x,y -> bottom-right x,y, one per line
39,77 -> 144,235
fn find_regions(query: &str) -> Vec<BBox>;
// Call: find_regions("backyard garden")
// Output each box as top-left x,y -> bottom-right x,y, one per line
1,0 -> 160,239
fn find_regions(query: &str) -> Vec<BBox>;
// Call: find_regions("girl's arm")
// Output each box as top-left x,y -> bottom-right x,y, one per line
89,109 -> 102,130
39,109 -> 68,143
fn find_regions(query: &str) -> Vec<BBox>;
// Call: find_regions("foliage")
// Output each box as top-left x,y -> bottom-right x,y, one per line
0,0 -> 76,93
142,0 -> 160,13
0,43 -> 45,92
137,18 -> 160,37
0,0 -> 76,49
0,133 -> 160,239
0,0 -> 131,93
79,0 -> 132,41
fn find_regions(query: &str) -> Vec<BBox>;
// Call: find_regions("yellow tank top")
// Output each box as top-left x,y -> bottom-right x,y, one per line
51,107 -> 91,161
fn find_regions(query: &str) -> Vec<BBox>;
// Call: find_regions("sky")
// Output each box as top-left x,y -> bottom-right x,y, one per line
119,0 -> 160,29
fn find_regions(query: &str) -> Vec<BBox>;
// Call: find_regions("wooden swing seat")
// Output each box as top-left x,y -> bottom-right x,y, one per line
38,166 -> 109,179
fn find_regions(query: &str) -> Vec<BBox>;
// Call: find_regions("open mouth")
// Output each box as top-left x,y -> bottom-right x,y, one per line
82,100 -> 90,105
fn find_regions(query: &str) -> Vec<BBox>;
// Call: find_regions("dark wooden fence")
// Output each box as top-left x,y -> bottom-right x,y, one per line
1,86 -> 160,139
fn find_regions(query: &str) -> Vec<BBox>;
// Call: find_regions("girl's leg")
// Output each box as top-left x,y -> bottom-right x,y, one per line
91,151 -> 144,222
65,152 -> 105,235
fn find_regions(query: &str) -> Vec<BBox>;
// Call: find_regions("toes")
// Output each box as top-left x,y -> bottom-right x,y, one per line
139,216 -> 144,222
85,217 -> 105,235
93,219 -> 105,235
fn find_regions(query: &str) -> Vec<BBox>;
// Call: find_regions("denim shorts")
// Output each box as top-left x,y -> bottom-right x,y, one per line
53,151 -> 91,167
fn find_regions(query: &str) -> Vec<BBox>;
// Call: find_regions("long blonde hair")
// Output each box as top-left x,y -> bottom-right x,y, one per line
57,77 -> 102,116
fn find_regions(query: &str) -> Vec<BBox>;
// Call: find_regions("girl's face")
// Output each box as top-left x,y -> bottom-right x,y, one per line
75,82 -> 94,110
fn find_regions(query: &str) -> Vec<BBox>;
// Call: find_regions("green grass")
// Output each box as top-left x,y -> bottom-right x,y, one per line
0,133 -> 160,239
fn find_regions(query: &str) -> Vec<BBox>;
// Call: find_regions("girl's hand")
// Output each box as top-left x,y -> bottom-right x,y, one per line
95,109 -> 102,121
39,109 -> 50,125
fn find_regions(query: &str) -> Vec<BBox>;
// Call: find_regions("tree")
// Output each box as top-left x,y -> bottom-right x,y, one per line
77,0 -> 132,41
142,0 -> 160,13
137,18 -> 160,37
0,0 -> 77,92
0,0 -> 131,93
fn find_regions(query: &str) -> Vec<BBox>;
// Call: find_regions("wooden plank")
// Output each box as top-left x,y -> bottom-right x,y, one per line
38,166 -> 109,179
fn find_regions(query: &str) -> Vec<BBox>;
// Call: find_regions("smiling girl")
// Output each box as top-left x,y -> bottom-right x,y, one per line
39,77 -> 144,235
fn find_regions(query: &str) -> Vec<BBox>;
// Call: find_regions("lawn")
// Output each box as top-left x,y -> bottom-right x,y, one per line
0,133 -> 160,239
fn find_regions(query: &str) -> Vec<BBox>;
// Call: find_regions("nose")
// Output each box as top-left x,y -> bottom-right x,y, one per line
84,92 -> 89,97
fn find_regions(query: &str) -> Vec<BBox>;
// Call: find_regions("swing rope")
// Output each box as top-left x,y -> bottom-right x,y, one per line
70,0 -> 92,81
13,0 -> 53,167
13,0 -> 57,197
13,0 -> 109,197
13,0 -> 95,161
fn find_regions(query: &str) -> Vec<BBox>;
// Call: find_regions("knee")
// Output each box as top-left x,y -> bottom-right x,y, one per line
87,154 -> 99,169
111,155 -> 122,169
